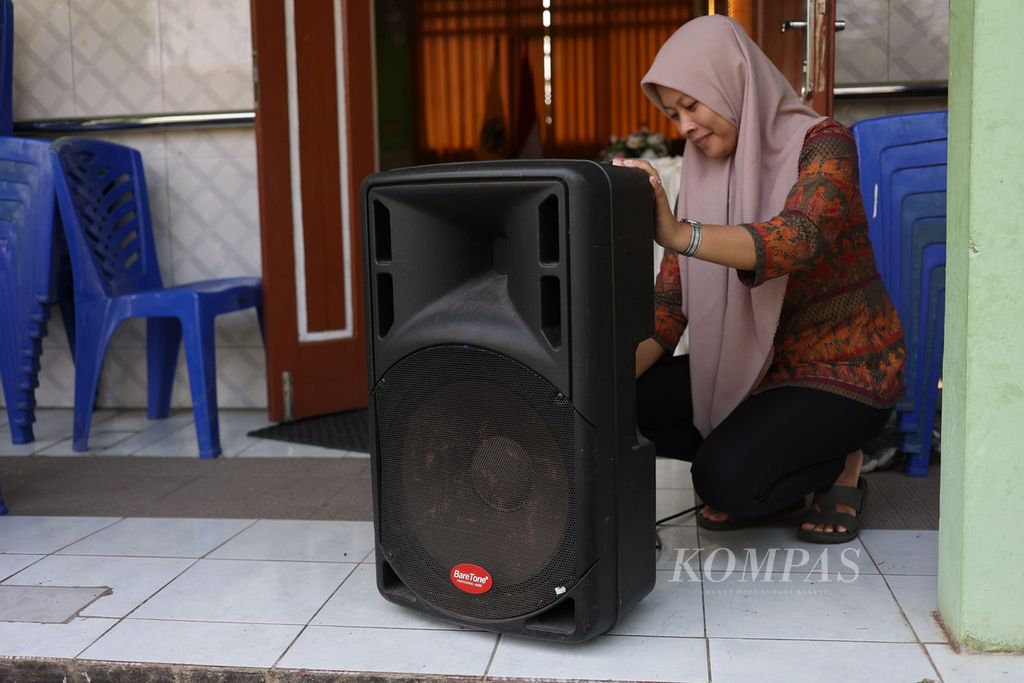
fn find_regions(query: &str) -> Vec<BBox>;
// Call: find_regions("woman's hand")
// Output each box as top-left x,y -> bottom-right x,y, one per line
612,158 -> 689,252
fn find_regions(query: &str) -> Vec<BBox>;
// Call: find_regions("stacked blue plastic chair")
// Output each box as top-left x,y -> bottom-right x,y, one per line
50,137 -> 264,458
0,0 -> 13,512
0,138 -> 58,445
851,111 -> 948,475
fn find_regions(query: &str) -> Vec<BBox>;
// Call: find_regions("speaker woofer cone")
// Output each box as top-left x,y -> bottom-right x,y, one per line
377,344 -> 577,620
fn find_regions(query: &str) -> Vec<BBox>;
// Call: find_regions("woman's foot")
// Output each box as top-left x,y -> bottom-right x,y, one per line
699,505 -> 731,523
801,450 -> 863,535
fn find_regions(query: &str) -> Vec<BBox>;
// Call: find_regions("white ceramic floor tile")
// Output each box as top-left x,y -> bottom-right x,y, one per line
278,625 -> 497,676
0,408 -> 89,454
209,520 -> 373,563
860,529 -> 938,575
3,554 -> 194,618
702,571 -> 916,642
0,516 -> 119,553
885,574 -> 948,643
610,571 -> 704,638
927,644 -> 1024,682
58,517 -> 256,558
709,639 -> 939,683
132,558 -> 354,624
656,457 -> 694,490
657,524 -> 701,575
489,634 -> 708,682
234,439 -> 366,458
0,617 -> 116,658
100,416 -> 195,456
312,564 -> 467,630
657,488 -> 698,526
698,527 -> 879,576
82,618 -> 302,668
132,411 -> 272,457
0,553 -> 44,580
36,431 -> 136,456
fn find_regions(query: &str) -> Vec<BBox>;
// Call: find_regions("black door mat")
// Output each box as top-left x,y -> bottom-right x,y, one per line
248,409 -> 369,452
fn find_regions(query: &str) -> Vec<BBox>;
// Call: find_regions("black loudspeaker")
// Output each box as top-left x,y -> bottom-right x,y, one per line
360,160 -> 655,642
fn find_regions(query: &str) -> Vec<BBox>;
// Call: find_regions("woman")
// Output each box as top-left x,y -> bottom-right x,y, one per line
616,15 -> 905,543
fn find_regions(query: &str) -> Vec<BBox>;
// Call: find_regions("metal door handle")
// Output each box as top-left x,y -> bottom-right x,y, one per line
780,19 -> 846,32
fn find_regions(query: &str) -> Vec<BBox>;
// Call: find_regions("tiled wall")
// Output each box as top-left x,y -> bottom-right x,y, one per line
833,0 -> 949,125
9,0 -> 266,409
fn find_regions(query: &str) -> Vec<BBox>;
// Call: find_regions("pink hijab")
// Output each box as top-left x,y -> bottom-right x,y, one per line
641,16 -> 824,435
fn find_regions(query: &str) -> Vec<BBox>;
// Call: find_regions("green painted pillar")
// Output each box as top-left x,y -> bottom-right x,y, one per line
940,0 -> 1024,652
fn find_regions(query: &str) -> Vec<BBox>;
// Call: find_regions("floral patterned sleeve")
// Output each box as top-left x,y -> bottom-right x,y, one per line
653,247 -> 687,351
738,123 -> 858,287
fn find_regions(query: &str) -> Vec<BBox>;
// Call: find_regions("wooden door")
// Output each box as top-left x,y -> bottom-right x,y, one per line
751,0 -> 837,116
251,0 -> 375,422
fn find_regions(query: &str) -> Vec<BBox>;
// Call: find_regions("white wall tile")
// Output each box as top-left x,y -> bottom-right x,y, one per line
165,153 -> 261,283
12,0 -> 76,119
835,0 -> 890,83
69,0 -> 165,116
889,0 -> 950,82
160,0 -> 255,111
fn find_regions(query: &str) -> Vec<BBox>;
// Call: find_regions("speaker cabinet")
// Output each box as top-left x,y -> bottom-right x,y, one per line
361,160 -> 655,642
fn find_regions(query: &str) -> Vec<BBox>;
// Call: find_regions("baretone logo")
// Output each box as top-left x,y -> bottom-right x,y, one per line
450,563 -> 493,594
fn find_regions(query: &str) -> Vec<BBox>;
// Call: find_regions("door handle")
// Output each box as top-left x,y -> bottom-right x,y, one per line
780,19 -> 846,32
779,1 -> 843,99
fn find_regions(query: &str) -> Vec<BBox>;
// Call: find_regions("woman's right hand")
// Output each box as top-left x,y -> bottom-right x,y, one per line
612,158 -> 690,252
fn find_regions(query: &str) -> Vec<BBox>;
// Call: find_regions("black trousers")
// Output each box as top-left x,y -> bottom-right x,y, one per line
636,355 -> 890,518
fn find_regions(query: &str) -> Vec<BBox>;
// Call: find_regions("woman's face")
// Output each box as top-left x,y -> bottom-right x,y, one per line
655,84 -> 738,159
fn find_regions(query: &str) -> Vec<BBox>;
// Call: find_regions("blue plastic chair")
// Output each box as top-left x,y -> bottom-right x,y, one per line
50,137 -> 264,458
0,0 -> 12,137
851,112 -> 947,268
897,204 -> 946,437
887,167 -> 946,438
0,138 -> 60,445
906,244 -> 946,476
879,140 -> 947,292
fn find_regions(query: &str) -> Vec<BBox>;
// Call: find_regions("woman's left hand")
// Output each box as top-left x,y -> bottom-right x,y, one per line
612,158 -> 688,251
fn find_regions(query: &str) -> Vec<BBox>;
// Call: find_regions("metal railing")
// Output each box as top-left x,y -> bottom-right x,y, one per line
12,81 -> 948,135
13,110 -> 255,134
834,80 -> 948,100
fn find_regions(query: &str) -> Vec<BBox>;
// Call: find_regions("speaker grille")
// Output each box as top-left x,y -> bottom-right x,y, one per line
375,345 -> 578,620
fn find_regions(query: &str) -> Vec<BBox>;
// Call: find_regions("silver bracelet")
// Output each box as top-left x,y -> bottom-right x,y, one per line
680,218 -> 703,257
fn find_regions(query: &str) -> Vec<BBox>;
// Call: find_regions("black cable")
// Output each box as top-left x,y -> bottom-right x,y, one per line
656,503 -> 702,527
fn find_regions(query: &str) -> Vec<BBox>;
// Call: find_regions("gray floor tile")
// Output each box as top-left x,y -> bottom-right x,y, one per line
0,553 -> 44,581
131,558 -> 354,624
81,618 -> 302,668
0,585 -> 110,623
277,625 -> 497,676
657,524 -> 700,571
656,457 -> 695,490
0,516 -> 119,554
3,554 -> 194,618
488,633 -> 708,682
609,570 -> 704,638
927,643 -> 1024,682
702,571 -> 916,642
885,574 -> 948,643
698,527 -> 879,576
312,564 -> 468,630
860,529 -> 938,575
657,488 -> 698,526
208,519 -> 373,563
58,517 -> 256,558
0,617 -> 116,658
709,639 -> 939,683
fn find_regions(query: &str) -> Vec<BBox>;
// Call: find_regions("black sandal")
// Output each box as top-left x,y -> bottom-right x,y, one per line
797,476 -> 869,544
